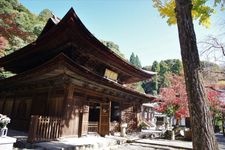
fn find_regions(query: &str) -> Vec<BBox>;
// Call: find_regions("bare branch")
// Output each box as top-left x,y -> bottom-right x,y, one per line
199,35 -> 225,63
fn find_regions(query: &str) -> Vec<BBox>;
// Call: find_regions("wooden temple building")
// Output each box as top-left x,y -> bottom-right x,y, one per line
0,8 -> 155,142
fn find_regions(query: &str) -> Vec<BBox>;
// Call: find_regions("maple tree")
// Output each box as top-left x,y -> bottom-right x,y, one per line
0,14 -> 31,40
206,87 -> 225,127
155,74 -> 189,124
156,75 -> 225,126
0,13 -> 32,77
207,90 -> 223,112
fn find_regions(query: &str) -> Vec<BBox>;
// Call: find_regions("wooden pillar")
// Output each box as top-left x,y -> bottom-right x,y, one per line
135,102 -> 142,129
78,111 -> 83,137
61,83 -> 79,137
28,115 -> 39,143
147,107 -> 150,121
63,84 -> 75,118
141,106 -> 144,120
99,100 -> 111,136
78,105 -> 89,137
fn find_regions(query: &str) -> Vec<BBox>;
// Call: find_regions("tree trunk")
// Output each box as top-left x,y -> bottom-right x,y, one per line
212,114 -> 215,128
174,0 -> 219,149
223,113 -> 225,136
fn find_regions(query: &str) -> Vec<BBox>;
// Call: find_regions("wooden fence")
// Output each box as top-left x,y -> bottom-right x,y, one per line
28,115 -> 61,143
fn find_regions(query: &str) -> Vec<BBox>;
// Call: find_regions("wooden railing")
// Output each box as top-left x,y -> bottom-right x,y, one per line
88,121 -> 98,132
28,115 -> 61,143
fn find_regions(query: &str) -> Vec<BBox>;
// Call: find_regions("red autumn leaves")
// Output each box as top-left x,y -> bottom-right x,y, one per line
155,74 -> 224,119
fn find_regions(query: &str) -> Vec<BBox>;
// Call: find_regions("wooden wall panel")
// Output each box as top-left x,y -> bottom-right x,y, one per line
31,92 -> 48,116
9,93 -> 32,118
3,98 -> 13,116
0,99 -> 5,114
47,95 -> 63,117
10,97 -> 32,131
61,107 -> 80,137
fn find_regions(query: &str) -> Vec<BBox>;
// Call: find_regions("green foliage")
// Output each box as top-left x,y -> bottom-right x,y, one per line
171,59 -> 183,75
214,112 -> 222,126
0,0 -> 19,14
0,0 -> 53,78
151,61 -> 160,72
158,61 -> 171,88
129,52 -> 142,68
135,55 -> 142,68
159,61 -> 170,75
0,1 -> 33,52
127,81 -> 145,93
128,53 -> 145,93
7,36 -> 28,54
163,59 -> 183,75
152,0 -> 224,27
165,104 -> 179,117
152,75 -> 159,94
129,52 -> 136,65
158,59 -> 183,75
33,24 -> 45,36
159,73 -> 171,88
101,40 -> 125,58
38,9 -> 52,22
142,61 -> 160,95
0,0 -> 53,52
142,59 -> 183,94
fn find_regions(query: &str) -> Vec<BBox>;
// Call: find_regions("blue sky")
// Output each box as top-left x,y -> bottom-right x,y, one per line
20,0 -> 224,66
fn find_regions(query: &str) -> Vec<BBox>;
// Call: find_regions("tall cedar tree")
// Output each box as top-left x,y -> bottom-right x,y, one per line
135,55 -> 142,68
175,0 -> 218,149
130,52 -> 136,66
